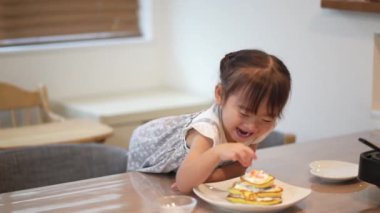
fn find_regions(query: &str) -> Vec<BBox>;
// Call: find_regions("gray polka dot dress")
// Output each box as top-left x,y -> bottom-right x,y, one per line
127,111 -> 201,173
127,104 -> 273,173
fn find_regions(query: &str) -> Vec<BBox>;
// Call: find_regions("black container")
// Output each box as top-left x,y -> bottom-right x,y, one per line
358,150 -> 380,188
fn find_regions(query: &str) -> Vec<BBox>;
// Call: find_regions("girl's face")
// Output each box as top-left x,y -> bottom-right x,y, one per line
215,85 -> 276,143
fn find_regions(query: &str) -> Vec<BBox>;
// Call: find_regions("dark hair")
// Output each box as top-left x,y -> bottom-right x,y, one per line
219,49 -> 291,118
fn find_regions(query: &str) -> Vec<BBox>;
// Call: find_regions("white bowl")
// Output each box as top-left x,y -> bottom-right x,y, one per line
157,195 -> 197,213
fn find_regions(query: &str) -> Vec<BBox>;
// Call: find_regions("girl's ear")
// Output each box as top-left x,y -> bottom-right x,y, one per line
214,84 -> 223,105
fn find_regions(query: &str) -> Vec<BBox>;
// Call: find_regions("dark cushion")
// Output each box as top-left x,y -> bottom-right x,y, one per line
0,143 -> 128,193
257,131 -> 286,149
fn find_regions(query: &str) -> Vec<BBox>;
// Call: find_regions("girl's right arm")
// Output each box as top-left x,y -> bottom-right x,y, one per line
175,130 -> 255,193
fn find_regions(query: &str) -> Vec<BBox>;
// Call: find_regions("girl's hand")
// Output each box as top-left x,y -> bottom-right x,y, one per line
214,143 -> 256,167
171,182 -> 179,192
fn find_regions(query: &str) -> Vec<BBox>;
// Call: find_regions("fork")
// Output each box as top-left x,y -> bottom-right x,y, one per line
204,184 -> 228,192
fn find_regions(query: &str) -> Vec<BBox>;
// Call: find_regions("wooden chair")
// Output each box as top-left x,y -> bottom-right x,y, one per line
257,131 -> 296,149
0,81 -> 64,128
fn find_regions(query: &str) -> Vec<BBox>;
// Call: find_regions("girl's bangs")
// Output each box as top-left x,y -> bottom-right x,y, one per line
239,80 -> 280,118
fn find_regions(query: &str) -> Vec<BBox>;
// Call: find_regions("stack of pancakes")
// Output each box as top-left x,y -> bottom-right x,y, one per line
227,170 -> 283,205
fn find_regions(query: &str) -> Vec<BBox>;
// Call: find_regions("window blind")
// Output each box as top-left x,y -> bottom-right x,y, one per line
0,0 -> 140,47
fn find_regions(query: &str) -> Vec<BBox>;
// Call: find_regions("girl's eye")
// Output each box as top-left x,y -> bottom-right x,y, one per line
262,118 -> 274,123
239,111 -> 249,117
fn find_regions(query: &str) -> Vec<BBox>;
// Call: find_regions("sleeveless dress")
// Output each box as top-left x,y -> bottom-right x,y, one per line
127,104 -> 273,173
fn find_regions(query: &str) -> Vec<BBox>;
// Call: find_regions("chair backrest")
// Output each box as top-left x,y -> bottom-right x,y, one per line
0,143 -> 128,193
0,81 -> 64,127
257,131 -> 296,149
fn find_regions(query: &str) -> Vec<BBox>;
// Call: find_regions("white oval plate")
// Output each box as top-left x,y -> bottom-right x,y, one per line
309,160 -> 358,182
193,178 -> 311,213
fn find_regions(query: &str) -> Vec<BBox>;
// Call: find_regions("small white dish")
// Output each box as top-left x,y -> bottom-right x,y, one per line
193,178 -> 311,213
157,195 -> 197,213
309,160 -> 358,182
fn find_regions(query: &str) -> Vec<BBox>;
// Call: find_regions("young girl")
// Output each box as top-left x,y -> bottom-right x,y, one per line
127,49 -> 291,193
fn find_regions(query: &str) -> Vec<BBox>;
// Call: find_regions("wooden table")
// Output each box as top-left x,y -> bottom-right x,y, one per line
1,130 -> 379,212
0,119 -> 113,150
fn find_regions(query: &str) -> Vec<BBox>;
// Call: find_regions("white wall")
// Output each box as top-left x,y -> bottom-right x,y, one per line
0,0 -> 379,142
163,0 -> 380,142
0,0 -> 169,99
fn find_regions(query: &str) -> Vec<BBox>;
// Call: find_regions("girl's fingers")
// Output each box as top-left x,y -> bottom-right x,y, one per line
252,151 -> 257,160
171,182 -> 179,192
239,147 -> 255,166
236,154 -> 251,167
217,143 -> 256,166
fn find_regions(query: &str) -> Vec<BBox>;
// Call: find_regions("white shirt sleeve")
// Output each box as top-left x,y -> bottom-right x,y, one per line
184,121 -> 219,146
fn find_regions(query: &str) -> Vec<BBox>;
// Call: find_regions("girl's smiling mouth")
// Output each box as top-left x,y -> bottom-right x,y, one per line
236,127 -> 253,139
